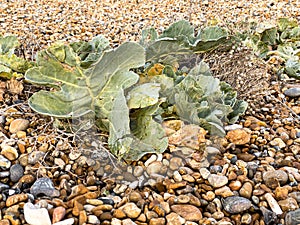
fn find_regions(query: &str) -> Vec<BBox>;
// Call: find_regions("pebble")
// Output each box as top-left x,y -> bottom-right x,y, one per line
24,202 -> 51,225
239,182 -> 253,199
199,168 -> 210,179
133,166 -> 144,177
6,193 -> 28,207
146,161 -> 163,175
208,174 -> 228,188
222,196 -> 252,214
285,208 -> 300,225
87,215 -> 100,224
9,164 -> 24,182
52,218 -> 75,225
263,170 -> 288,189
214,186 -> 234,198
226,129 -> 251,145
119,202 -> 141,219
0,155 -> 11,168
169,157 -> 184,171
260,206 -> 277,225
166,212 -> 186,225
171,204 -> 202,221
9,119 -> 29,133
30,177 -> 60,197
264,193 -> 283,215
1,145 -> 18,161
52,206 -> 66,223
241,213 -> 252,224
284,87 -> 300,97
278,198 -> 299,212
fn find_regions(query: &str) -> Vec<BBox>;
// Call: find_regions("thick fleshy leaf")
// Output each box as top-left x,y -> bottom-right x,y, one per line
127,83 -> 160,109
127,104 -> 168,161
71,35 -> 110,68
193,27 -> 228,52
277,18 -> 298,32
146,39 -> 192,63
0,36 -> 19,55
26,42 -> 145,118
159,20 -> 194,41
108,90 -> 133,158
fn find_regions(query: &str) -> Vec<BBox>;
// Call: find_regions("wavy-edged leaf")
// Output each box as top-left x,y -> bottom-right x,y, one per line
127,103 -> 168,161
26,42 -> 145,118
146,39 -> 192,63
108,90 -> 133,158
159,20 -> 194,42
127,83 -> 160,109
193,26 -> 228,52
71,35 -> 111,68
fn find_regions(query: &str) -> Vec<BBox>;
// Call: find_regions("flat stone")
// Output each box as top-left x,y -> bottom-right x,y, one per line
286,208 -> 300,225
226,129 -> 251,145
24,202 -> 51,225
52,206 -> 66,223
264,193 -> 283,215
122,218 -> 137,225
270,138 -> 286,149
260,206 -> 277,225
171,204 -> 202,221
278,198 -> 299,212
263,170 -> 288,189
119,202 -> 141,219
9,164 -> 24,182
9,119 -> 29,133
222,196 -> 252,214
208,174 -> 228,188
284,87 -> 300,97
239,182 -> 253,199
30,177 -> 60,197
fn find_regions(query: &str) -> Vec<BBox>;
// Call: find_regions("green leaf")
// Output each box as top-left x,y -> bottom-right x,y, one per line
159,20 -> 194,42
108,90 -> 133,158
26,42 -> 145,118
127,104 -> 168,161
0,36 -> 19,55
71,35 -> 111,68
145,39 -> 192,63
261,27 -> 278,45
278,18 -> 298,32
193,26 -> 228,52
285,59 -> 300,78
127,83 -> 160,109
140,28 -> 158,46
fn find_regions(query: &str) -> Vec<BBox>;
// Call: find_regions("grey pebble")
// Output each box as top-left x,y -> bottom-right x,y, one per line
284,88 -> 300,97
222,196 -> 252,214
30,177 -> 60,197
0,182 -> 10,192
10,164 -> 24,182
285,208 -> 300,225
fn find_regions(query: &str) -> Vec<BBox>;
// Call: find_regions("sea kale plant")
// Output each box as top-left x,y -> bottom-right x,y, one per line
23,21 -> 248,161
245,18 -> 300,79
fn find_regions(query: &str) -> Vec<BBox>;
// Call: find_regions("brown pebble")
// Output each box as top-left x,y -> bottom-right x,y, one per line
239,182 -> 253,199
52,206 -> 66,223
79,210 -> 87,225
171,204 -> 202,221
149,217 -> 166,225
113,209 -> 127,219
9,119 -> 29,133
6,193 -> 28,207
